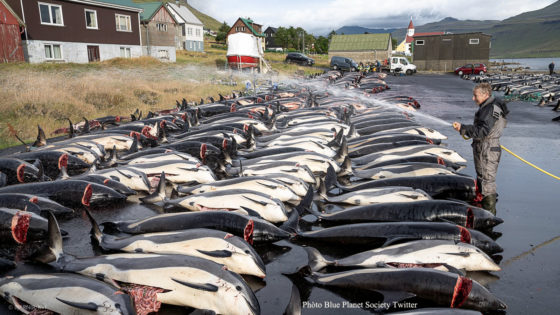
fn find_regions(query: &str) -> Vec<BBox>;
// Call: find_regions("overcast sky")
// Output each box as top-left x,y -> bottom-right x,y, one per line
187,0 -> 557,35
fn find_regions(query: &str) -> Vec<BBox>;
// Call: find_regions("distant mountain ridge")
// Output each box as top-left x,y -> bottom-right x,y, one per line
336,26 -> 397,35
336,1 -> 560,58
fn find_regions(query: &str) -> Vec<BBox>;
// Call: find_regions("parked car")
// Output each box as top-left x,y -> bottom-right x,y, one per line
285,53 -> 314,66
390,57 -> 417,75
455,63 -> 487,76
330,56 -> 358,71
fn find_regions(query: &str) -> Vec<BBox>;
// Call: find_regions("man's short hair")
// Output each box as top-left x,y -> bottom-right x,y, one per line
474,83 -> 492,96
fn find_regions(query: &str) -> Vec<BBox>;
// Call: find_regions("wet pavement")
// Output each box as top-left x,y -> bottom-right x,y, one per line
1,73 -> 559,314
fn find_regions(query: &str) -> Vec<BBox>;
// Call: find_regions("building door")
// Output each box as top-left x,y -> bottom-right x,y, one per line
87,46 -> 100,62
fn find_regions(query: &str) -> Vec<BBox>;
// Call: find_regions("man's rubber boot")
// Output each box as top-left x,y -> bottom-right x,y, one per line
481,194 -> 497,216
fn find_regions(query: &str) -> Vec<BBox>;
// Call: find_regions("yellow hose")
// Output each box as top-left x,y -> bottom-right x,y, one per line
500,145 -> 560,180
461,134 -> 560,180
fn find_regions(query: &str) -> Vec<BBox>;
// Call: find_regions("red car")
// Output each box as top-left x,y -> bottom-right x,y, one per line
454,63 -> 487,75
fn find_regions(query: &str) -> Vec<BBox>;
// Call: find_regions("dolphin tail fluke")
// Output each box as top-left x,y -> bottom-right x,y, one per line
333,137 -> 348,163
140,171 -> 167,204
67,118 -> 74,138
32,125 -> 47,147
303,247 -> 332,272
339,155 -> 353,177
82,117 -> 90,134
33,211 -> 64,264
279,206 -> 300,234
124,135 -> 139,155
324,165 -> 337,191
83,208 -> 103,245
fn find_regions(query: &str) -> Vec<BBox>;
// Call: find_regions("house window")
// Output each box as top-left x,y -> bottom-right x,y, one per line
469,38 -> 479,45
115,14 -> 131,32
156,23 -> 167,32
120,47 -> 131,58
44,44 -> 62,60
39,2 -> 63,26
182,25 -> 186,36
158,50 -> 169,60
415,40 -> 424,45
85,9 -> 97,29
196,29 -> 200,37
187,27 -> 192,35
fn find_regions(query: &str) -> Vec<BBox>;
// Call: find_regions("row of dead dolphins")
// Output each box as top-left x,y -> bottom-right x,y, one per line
0,69 -> 506,314
464,72 -> 560,117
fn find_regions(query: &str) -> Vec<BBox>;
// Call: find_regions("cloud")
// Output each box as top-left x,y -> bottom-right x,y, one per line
188,0 -> 557,35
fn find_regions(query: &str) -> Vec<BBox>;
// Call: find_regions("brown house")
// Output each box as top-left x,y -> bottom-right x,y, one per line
5,0 -> 142,63
413,32 -> 491,72
136,1 -> 178,62
227,17 -> 265,49
0,0 -> 25,62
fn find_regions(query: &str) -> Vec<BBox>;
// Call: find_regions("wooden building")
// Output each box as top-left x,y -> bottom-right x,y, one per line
328,33 -> 392,64
166,2 -> 204,52
412,32 -> 491,72
227,17 -> 265,49
0,0 -> 25,62
5,0 -> 142,63
136,1 -> 178,62
264,26 -> 278,49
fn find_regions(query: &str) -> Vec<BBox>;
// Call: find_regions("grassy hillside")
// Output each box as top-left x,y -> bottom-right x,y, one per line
133,0 -> 222,31
489,1 -> 560,57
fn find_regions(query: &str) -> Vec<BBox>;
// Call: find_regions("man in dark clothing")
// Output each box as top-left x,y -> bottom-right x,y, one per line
453,83 -> 509,214
549,62 -> 555,75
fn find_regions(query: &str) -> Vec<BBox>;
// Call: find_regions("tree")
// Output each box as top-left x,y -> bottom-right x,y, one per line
215,22 -> 230,43
275,27 -> 291,49
391,38 -> 398,49
328,30 -> 336,41
315,36 -> 329,54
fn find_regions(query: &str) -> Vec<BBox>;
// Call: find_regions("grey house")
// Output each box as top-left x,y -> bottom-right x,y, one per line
166,2 -> 204,52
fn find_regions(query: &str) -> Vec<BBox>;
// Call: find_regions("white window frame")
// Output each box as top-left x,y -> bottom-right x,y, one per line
415,40 -> 424,45
120,47 -> 131,58
44,44 -> 63,60
115,14 -> 132,32
469,38 -> 479,45
38,2 -> 64,26
187,27 -> 192,35
84,9 -> 98,30
196,28 -> 200,37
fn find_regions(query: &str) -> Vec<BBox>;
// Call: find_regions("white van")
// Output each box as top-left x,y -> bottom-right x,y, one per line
390,57 -> 417,75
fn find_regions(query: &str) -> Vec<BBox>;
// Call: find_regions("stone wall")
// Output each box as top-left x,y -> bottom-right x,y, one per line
25,40 -> 142,63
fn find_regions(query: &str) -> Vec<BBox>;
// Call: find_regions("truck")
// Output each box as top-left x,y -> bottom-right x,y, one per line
389,56 -> 417,75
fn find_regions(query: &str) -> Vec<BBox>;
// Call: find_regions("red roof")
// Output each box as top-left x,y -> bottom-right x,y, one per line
404,32 -> 445,43
407,20 -> 414,29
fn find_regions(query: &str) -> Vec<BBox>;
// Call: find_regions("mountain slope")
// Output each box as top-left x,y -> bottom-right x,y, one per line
338,1 -> 560,58
336,26 -> 396,35
489,1 -> 560,57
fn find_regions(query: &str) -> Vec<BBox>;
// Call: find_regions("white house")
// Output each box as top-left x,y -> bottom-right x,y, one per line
166,2 -> 204,52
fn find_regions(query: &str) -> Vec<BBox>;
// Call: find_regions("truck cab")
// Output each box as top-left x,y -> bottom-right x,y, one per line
390,57 -> 417,75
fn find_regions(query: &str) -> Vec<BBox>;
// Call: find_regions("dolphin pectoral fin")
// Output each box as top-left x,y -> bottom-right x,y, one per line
178,167 -> 200,172
444,252 -> 471,257
256,181 -> 278,189
374,290 -> 416,306
382,236 -> 419,247
115,169 -> 132,179
56,297 -> 98,311
197,249 -> 233,258
171,278 -> 219,292
242,196 -> 268,206
398,193 -> 419,200
239,206 -> 263,218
